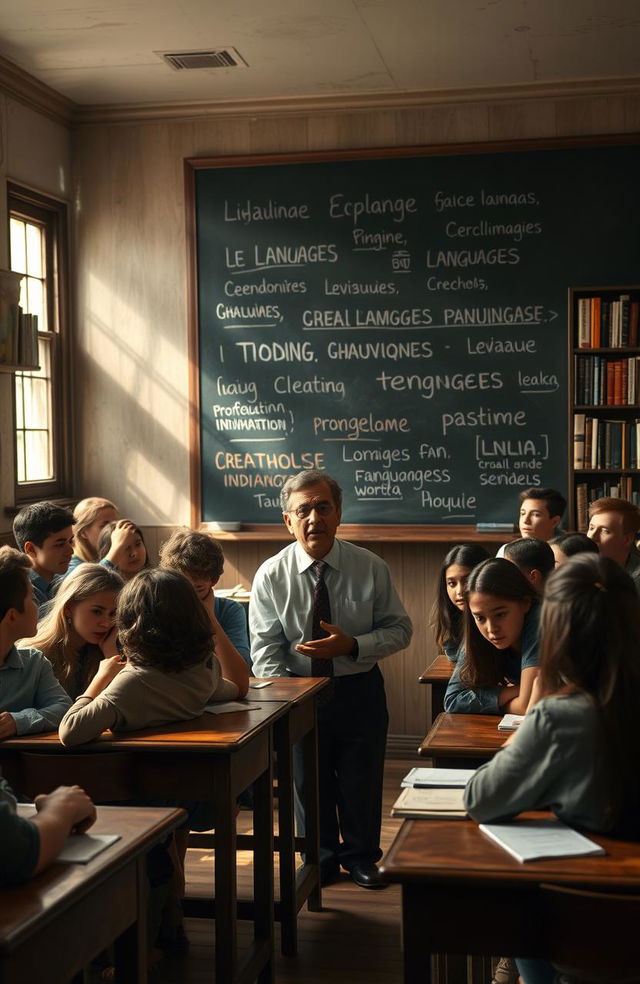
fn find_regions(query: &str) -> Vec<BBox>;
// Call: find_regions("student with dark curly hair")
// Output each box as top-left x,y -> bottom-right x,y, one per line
58,568 -> 239,745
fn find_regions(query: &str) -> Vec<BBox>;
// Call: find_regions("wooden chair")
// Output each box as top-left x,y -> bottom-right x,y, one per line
540,882 -> 640,982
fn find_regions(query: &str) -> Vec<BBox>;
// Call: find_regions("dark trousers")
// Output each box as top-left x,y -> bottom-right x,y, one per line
293,664 -> 389,870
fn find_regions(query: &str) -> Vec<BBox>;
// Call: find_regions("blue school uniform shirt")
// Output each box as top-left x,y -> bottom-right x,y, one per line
28,568 -> 62,618
215,596 -> 251,668
0,646 -> 72,734
444,602 -> 540,715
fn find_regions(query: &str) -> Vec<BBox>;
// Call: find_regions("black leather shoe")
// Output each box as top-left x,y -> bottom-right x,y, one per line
348,863 -> 387,890
320,862 -> 341,887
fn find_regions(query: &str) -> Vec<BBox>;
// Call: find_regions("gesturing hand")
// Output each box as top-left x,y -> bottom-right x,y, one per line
295,621 -> 356,660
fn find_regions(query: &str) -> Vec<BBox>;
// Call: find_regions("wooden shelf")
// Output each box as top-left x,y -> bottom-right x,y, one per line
574,347 -> 640,354
199,523 -> 512,543
574,405 -> 640,411
575,469 -> 640,475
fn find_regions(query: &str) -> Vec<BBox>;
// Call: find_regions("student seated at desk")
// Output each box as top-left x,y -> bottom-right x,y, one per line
159,528 -> 251,685
0,774 -> 96,885
12,502 -> 76,616
496,487 -> 566,558
430,544 -> 490,664
0,547 -> 72,739
464,553 -> 640,984
58,568 -> 239,745
22,564 -> 124,699
65,496 -> 119,576
503,537 -> 555,592
549,531 -> 599,567
97,519 -> 148,581
444,558 -> 539,715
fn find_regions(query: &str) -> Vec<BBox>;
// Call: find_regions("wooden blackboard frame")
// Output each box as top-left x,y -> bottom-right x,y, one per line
185,132 -> 640,539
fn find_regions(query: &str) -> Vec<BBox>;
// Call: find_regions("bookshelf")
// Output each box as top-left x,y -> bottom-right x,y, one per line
569,286 -> 640,531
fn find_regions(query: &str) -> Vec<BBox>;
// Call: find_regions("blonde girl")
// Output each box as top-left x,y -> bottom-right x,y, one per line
24,564 -> 124,698
66,497 -> 119,576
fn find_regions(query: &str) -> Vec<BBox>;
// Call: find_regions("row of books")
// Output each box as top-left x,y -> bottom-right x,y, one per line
576,481 -> 640,532
574,415 -> 640,470
574,355 -> 640,406
0,306 -> 38,368
577,293 -> 639,349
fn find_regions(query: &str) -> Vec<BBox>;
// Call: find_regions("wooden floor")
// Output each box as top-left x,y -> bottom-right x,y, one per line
155,759 -> 414,983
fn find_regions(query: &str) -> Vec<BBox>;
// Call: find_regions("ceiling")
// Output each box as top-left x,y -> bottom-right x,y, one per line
0,0 -> 639,108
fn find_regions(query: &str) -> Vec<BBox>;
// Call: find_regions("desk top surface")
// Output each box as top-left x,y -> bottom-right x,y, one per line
381,813 -> 640,889
0,805 -> 183,949
419,655 -> 455,684
419,712 -> 505,758
0,701 -> 290,754
246,677 -> 329,703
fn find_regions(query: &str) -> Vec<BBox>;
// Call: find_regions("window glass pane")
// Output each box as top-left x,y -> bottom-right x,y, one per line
26,223 -> 43,278
35,336 -> 51,378
22,376 -> 48,429
24,430 -> 52,482
25,277 -> 45,330
15,375 -> 24,428
16,432 -> 26,483
10,218 -> 26,275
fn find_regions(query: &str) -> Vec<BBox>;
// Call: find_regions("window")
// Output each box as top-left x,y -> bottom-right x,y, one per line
8,185 -> 72,501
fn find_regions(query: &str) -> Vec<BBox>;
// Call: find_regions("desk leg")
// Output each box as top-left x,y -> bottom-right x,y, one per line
113,856 -> 148,984
301,703 -> 321,912
253,751 -> 275,983
214,758 -> 237,984
274,714 -> 297,955
402,884 -> 431,984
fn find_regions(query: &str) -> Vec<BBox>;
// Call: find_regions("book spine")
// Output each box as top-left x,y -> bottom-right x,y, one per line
574,413 -> 586,469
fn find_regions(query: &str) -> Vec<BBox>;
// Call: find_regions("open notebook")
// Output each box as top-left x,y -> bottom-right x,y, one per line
479,818 -> 605,862
391,786 -> 467,819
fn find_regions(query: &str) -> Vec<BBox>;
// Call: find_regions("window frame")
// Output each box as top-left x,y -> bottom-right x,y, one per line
8,183 -> 73,504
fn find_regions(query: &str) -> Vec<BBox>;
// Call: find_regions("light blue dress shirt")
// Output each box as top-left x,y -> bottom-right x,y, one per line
249,538 -> 412,677
0,646 -> 72,735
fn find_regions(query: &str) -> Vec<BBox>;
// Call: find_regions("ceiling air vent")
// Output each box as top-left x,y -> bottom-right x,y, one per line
158,48 -> 248,71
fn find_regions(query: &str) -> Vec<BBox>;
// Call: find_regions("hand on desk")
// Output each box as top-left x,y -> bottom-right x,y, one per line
0,711 -> 18,740
35,785 -> 97,835
296,621 -> 356,660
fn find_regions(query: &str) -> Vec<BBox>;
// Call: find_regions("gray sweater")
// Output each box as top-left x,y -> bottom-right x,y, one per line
464,692 -> 608,831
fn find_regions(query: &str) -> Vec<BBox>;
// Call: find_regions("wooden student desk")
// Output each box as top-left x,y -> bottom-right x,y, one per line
381,814 -> 640,984
418,655 -> 454,720
189,677 -> 327,957
0,703 -> 286,984
0,804 -> 184,984
419,712 -> 505,767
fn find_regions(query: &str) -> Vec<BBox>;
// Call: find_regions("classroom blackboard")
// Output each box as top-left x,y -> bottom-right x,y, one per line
187,139 -> 640,527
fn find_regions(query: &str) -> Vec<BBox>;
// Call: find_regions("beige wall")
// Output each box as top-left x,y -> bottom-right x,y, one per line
0,94 -> 72,533
70,90 -> 640,741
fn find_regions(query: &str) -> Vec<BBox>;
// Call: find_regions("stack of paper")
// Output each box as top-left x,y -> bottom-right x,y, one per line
479,818 -> 606,863
401,767 -> 475,788
391,786 -> 467,819
498,713 -> 525,732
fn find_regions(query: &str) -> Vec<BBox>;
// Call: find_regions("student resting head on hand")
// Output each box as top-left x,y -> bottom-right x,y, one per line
22,563 -> 124,698
97,519 -> 148,581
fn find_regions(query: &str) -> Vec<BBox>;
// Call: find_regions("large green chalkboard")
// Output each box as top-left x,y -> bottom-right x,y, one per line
187,139 -> 640,526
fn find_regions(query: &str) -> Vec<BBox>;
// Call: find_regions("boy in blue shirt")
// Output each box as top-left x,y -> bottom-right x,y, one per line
0,545 -> 71,739
12,502 -> 75,615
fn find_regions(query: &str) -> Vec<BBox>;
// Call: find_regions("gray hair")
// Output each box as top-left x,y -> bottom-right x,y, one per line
280,470 -> 343,513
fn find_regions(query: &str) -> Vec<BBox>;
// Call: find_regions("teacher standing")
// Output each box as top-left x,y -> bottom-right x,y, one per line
250,470 -> 412,888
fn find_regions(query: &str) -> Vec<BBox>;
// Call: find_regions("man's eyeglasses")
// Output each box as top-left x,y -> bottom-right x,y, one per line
288,501 -> 335,520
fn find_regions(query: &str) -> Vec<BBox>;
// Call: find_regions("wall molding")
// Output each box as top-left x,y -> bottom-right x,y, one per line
2,49 -> 640,131
72,75 -> 640,126
0,55 -> 74,127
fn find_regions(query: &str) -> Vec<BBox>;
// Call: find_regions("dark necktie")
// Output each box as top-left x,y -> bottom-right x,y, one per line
310,560 -> 334,678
